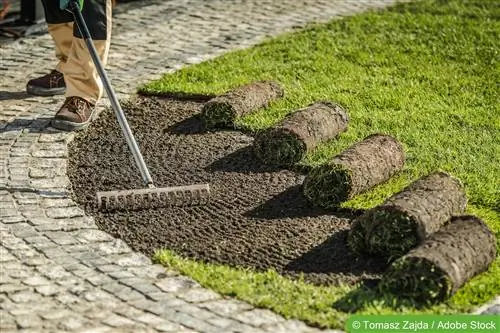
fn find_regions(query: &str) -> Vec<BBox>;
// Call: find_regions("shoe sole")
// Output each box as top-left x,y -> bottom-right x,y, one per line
50,109 -> 97,132
26,85 -> 66,97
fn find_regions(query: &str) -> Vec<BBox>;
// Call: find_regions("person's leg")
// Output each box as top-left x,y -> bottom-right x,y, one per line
26,0 -> 73,96
52,0 -> 112,131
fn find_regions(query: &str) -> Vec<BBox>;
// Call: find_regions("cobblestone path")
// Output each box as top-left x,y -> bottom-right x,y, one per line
1,0 -> 497,332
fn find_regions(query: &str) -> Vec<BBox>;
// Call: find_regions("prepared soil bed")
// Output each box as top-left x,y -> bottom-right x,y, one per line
379,215 -> 496,304
253,101 -> 349,167
201,81 -> 284,128
68,96 -> 387,285
303,134 -> 405,209
348,172 -> 467,258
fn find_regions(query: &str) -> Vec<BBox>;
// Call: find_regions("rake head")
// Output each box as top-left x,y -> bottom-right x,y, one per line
96,183 -> 210,211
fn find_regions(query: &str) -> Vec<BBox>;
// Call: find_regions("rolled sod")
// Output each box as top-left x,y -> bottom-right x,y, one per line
347,172 -> 467,258
379,215 -> 496,304
253,101 -> 348,167
201,81 -> 284,128
303,134 -> 405,208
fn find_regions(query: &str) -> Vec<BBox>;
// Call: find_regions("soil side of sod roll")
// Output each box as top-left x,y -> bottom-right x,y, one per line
379,215 -> 496,304
201,80 -> 284,128
348,172 -> 467,258
253,101 -> 349,167
303,134 -> 405,209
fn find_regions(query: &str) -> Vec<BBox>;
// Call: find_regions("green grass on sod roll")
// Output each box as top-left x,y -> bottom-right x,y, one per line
254,129 -> 306,167
141,0 -> 500,328
379,216 -> 497,305
348,209 -> 419,258
380,258 -> 452,304
303,164 -> 353,208
365,210 -> 419,259
202,101 -> 234,128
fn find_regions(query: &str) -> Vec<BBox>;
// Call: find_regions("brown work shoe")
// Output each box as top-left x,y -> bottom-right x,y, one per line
26,70 -> 66,96
51,96 -> 96,131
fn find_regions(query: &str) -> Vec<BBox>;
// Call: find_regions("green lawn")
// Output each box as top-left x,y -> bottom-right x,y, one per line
145,0 -> 499,329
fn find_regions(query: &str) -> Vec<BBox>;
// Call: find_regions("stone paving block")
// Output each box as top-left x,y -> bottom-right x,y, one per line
169,312 -> 220,333
45,230 -> 81,245
201,299 -> 254,317
57,315 -> 92,331
174,303 -> 216,320
176,287 -> 221,303
24,255 -> 51,266
102,282 -> 146,302
1,215 -> 26,223
90,239 -> 132,255
35,284 -> 64,297
32,149 -> 67,158
233,309 -> 284,327
131,297 -> 187,316
112,252 -> 152,267
14,314 -> 43,329
46,206 -> 84,219
40,197 -> 74,208
23,274 -> 50,286
0,283 -> 30,294
126,264 -> 171,279
74,229 -> 115,242
155,275 -> 200,293
9,289 -> 43,303
102,313 -> 138,327
261,319 -> 315,333
119,277 -> 162,295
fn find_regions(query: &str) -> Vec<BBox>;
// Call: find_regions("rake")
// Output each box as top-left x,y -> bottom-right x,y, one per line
64,0 -> 210,210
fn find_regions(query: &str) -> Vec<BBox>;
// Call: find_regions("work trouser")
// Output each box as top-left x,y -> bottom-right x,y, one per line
41,0 -> 112,104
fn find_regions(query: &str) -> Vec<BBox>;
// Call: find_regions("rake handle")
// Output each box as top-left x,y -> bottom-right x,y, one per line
69,0 -> 154,186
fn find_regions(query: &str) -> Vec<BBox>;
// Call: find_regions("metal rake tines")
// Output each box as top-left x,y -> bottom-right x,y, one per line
96,183 -> 210,210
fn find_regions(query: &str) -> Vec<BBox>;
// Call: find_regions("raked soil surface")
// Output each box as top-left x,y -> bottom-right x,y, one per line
68,96 -> 387,285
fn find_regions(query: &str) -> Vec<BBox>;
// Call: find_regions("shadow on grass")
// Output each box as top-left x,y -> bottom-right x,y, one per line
333,283 -> 426,312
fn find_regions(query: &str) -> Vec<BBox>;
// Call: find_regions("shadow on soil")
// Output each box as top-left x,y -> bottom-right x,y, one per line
245,184 -> 363,220
139,90 -> 215,102
163,113 -> 208,135
206,145 -> 309,174
285,229 -> 388,277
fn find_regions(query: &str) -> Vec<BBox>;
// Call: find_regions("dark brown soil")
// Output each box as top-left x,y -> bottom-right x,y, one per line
68,96 -> 387,285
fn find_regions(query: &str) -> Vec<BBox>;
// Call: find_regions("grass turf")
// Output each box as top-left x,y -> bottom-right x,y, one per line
254,129 -> 306,166
379,258 -> 452,304
143,0 -> 500,329
303,164 -> 353,208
